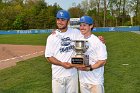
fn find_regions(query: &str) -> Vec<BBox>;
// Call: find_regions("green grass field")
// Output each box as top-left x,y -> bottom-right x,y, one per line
0,32 -> 140,93
0,34 -> 49,45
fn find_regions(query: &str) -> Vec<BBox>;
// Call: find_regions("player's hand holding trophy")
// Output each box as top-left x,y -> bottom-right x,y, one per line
71,40 -> 89,67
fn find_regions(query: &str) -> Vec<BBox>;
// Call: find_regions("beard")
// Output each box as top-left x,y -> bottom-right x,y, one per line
57,25 -> 67,30
56,22 -> 68,30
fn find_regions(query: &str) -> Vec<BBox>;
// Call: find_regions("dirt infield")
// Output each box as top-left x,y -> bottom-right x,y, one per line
0,44 -> 45,70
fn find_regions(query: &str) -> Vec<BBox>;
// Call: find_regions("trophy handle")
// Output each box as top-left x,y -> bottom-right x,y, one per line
85,41 -> 89,50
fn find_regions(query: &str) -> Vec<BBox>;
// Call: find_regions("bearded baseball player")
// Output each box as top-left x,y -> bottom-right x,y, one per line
45,10 -> 83,93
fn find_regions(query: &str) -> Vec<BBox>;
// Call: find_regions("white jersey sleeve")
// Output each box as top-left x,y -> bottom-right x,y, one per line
45,34 -> 55,57
96,40 -> 107,60
88,35 -> 107,61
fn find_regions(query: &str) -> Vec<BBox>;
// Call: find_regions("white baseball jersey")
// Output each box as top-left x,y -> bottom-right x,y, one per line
45,28 -> 83,78
79,34 -> 107,85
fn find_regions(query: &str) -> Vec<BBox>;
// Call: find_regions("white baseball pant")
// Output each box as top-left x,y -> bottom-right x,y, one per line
80,83 -> 104,93
52,74 -> 78,93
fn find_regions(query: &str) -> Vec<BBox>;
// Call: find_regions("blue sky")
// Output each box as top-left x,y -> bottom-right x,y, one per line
45,0 -> 83,10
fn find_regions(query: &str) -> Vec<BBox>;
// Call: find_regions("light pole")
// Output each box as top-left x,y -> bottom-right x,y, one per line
114,14 -> 118,26
129,11 -> 135,26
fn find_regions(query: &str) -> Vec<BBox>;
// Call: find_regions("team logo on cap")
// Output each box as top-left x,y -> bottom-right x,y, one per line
81,17 -> 85,21
60,12 -> 64,17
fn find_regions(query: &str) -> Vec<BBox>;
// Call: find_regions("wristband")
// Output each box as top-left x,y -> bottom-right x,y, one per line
89,65 -> 93,71
86,65 -> 93,71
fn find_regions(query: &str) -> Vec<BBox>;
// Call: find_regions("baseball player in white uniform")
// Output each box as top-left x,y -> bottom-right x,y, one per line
77,16 -> 107,93
45,10 -> 83,93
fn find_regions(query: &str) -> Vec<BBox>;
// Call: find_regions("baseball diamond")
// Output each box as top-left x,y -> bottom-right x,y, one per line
0,44 -> 45,70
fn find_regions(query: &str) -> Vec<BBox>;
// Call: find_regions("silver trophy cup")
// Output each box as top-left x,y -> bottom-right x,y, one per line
71,40 -> 89,66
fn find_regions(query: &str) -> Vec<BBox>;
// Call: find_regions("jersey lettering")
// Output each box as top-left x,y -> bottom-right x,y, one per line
59,37 -> 74,53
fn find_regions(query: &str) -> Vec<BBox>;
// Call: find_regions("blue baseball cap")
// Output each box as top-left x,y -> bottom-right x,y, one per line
79,16 -> 94,25
56,10 -> 70,20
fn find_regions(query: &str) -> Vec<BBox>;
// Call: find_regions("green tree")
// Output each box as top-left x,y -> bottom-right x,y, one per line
68,7 -> 84,18
12,14 -> 26,29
